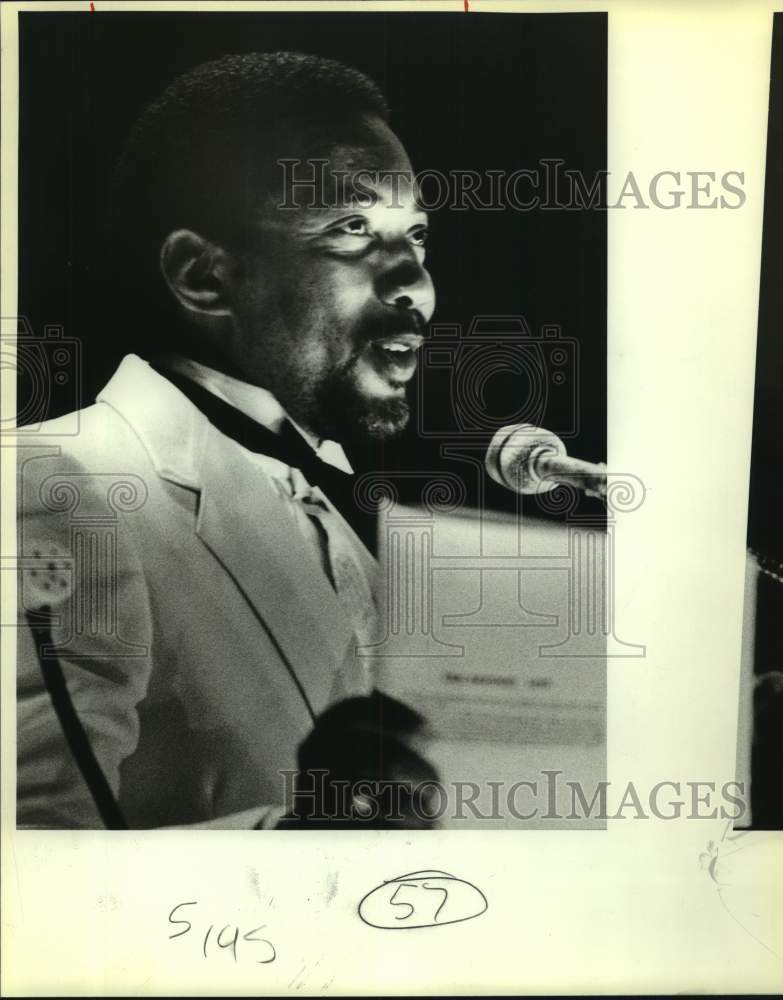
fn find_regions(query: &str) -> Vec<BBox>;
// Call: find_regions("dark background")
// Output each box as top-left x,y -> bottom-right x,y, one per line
748,13 -> 783,563
17,10 -> 607,517
747,14 -> 783,829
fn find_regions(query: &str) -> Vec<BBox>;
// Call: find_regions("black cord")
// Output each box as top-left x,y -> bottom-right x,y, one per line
25,608 -> 128,830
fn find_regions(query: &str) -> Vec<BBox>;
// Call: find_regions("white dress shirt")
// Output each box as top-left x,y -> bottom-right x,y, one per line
162,354 -> 374,599
164,354 -> 354,472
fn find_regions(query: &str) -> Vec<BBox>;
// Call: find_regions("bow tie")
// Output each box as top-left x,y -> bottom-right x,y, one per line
152,362 -> 378,556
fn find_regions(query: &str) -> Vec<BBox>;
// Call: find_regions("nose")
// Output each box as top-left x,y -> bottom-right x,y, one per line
375,250 -> 436,322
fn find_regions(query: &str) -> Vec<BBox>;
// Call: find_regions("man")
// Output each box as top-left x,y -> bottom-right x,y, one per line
16,51 -> 437,829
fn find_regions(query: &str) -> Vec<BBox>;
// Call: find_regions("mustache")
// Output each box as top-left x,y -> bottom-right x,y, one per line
361,309 -> 427,342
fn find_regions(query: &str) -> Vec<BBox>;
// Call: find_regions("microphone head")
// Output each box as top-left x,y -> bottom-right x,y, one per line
485,423 -> 566,494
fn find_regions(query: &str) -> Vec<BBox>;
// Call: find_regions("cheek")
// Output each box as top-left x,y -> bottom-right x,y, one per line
321,259 -> 372,300
233,253 -> 375,372
304,264 -> 374,341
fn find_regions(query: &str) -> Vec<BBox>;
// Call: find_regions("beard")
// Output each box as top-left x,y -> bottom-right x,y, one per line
311,356 -> 412,446
272,307 -> 425,447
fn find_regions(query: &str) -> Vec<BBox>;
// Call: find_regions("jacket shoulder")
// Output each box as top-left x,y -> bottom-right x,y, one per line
16,400 -> 151,473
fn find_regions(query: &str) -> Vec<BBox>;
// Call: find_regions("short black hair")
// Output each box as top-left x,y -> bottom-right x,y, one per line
110,50 -> 389,264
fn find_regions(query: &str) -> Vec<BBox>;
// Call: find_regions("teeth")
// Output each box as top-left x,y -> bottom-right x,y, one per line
382,342 -> 411,353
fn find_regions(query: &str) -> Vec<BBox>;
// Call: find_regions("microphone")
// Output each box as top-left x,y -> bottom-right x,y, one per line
485,424 -> 607,499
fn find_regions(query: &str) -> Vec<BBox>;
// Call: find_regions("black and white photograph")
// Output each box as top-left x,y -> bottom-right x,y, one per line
13,8 -> 609,831
2,1 -> 781,996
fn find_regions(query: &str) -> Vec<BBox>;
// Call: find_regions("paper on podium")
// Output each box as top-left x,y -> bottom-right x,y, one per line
368,504 -> 620,829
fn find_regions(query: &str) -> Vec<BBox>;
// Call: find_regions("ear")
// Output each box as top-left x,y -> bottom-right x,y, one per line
159,229 -> 233,317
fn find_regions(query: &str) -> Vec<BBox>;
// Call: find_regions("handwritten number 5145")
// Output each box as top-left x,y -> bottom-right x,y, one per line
168,901 -> 276,964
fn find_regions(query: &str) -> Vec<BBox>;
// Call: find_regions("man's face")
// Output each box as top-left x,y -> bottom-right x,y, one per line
223,113 -> 435,444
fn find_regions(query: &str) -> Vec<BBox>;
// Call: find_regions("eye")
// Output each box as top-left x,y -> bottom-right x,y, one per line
409,226 -> 429,247
334,218 -> 371,237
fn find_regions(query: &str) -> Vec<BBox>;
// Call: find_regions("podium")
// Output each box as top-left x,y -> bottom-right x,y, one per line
363,496 -> 642,829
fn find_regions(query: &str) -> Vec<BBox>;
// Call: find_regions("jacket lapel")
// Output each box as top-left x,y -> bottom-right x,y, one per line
98,354 -> 359,715
195,423 -> 356,713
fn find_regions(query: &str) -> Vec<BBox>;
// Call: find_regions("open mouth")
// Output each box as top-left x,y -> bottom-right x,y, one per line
368,333 -> 423,384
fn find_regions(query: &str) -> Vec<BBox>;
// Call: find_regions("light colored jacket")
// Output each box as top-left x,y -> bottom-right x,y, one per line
16,355 -> 377,829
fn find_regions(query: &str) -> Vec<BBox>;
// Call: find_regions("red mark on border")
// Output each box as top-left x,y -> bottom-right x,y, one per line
90,1 -> 95,10
464,0 -> 469,10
